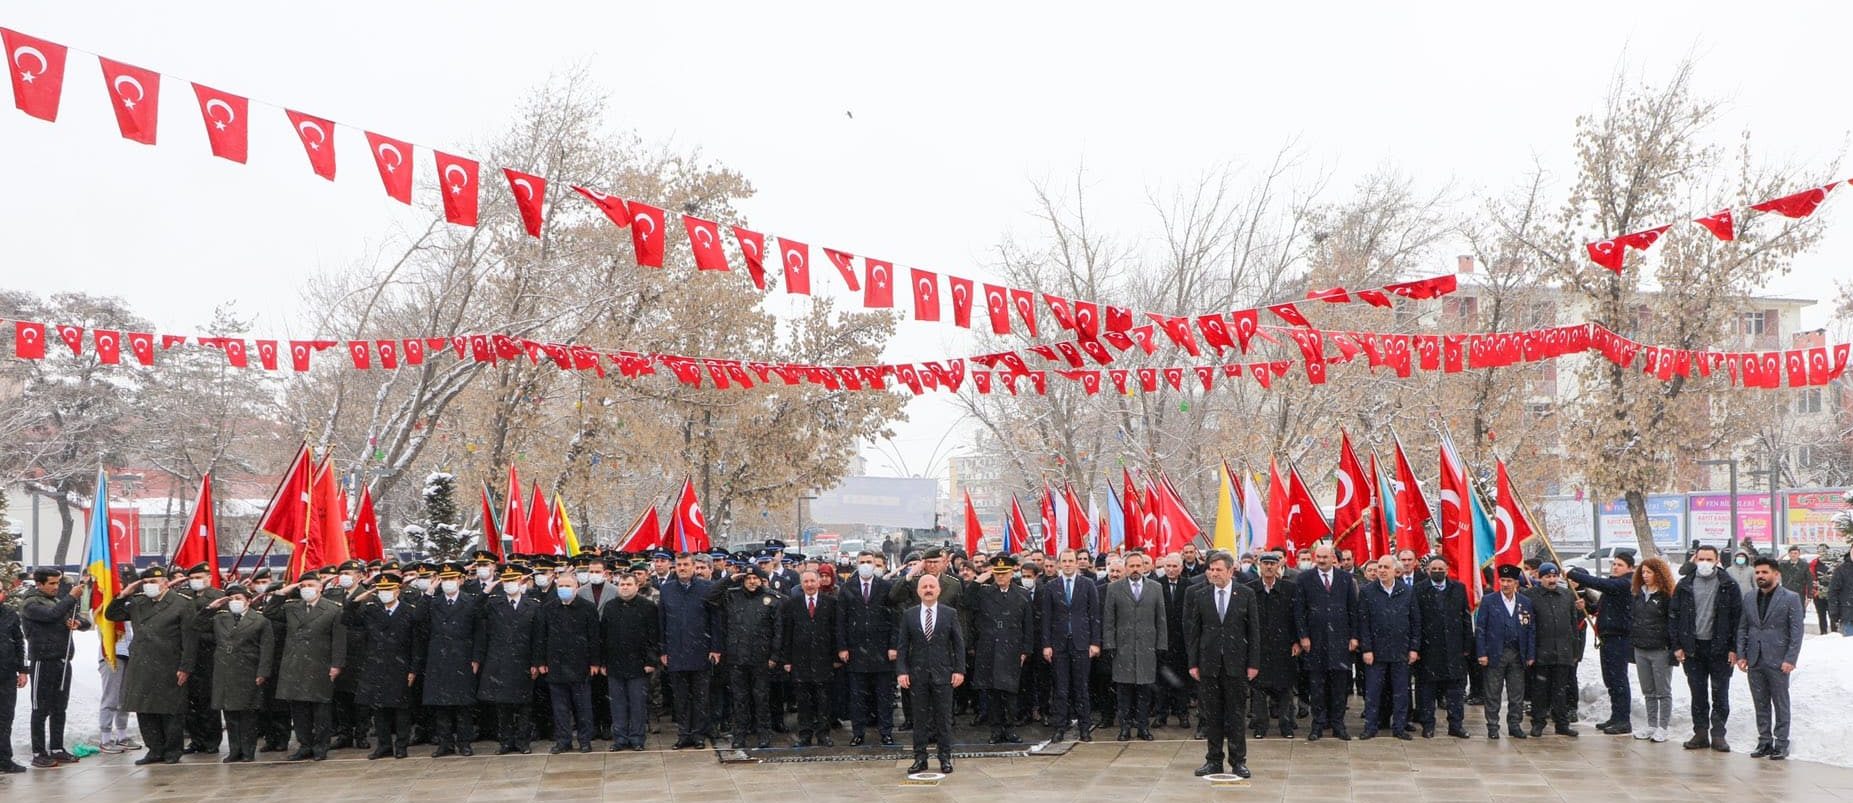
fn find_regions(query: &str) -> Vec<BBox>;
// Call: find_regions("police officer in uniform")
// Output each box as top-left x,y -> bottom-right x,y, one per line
715,565 -> 780,748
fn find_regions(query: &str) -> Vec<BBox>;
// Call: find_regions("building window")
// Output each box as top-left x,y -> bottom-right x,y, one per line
1796,445 -> 1816,468
1795,388 -> 1823,415
1741,312 -> 1767,336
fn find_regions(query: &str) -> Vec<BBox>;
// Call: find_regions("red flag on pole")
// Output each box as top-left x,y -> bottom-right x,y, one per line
260,446 -> 314,577
1368,453 -> 1393,561
1333,432 -> 1373,561
348,487 -> 384,561
1391,433 -> 1431,555
1283,461 -> 1332,555
1492,459 -> 1531,569
1438,434 -> 1475,595
672,479 -> 709,553
1039,486 -> 1058,557
527,482 -> 557,555
173,473 -> 220,585
503,465 -> 529,553
1265,458 -> 1289,563
1155,473 -> 1201,555
478,480 -> 503,559
1006,496 -> 1032,554
617,505 -> 661,552
963,491 -> 984,556
1064,485 -> 1090,551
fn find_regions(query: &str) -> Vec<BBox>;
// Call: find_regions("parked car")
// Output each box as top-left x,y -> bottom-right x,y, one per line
1563,545 -> 1645,576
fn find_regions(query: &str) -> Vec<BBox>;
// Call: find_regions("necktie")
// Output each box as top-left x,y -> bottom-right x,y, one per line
1217,587 -> 1228,621
1132,581 -> 1141,602
808,597 -> 816,618
863,581 -> 871,602
924,606 -> 935,641
1065,578 -> 1073,604
1323,572 -> 1332,591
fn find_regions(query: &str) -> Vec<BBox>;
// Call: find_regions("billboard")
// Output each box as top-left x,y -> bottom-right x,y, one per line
1786,490 -> 1849,547
809,476 -> 939,529
1597,495 -> 1683,547
1688,494 -> 1774,548
1535,497 -> 1595,551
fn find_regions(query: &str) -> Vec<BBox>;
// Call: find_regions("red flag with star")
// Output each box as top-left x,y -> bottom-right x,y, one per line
862,258 -> 894,307
731,226 -> 767,289
911,268 -> 940,321
364,132 -> 413,203
572,186 -> 628,227
190,83 -> 248,163
823,248 -> 860,291
778,238 -> 811,294
55,324 -> 82,355
624,200 -> 666,267
13,321 -> 44,359
99,57 -> 159,144
1751,184 -> 1836,219
1694,209 -> 1734,241
949,276 -> 974,328
92,330 -> 121,364
127,332 -> 155,365
682,215 -> 729,270
503,169 -> 547,237
1009,288 -> 1038,336
285,110 -> 336,180
3,29 -> 67,122
434,151 -> 479,226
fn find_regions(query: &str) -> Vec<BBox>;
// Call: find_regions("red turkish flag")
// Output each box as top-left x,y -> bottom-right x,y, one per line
1759,352 -> 1782,389
1443,334 -> 1464,373
1386,275 -> 1458,300
1043,295 -> 1075,330
98,57 -> 159,144
364,132 -> 413,204
731,226 -> 767,289
1806,347 -> 1830,386
1308,287 -> 1351,303
1751,184 -> 1836,219
1009,288 -> 1038,336
1333,433 -> 1373,561
1080,339 -> 1113,365
982,283 -> 1011,334
1694,209 -> 1734,241
949,276 -> 974,328
161,333 -> 186,350
285,110 -> 336,180
213,338 -> 247,368
1230,309 -> 1258,352
3,29 -> 67,122
1105,305 -> 1133,333
823,248 -> 860,291
348,488 -> 384,562
173,473 -> 220,583
401,338 -> 424,365
778,237 -> 811,294
621,200 -> 664,267
55,324 -> 82,355
127,332 -> 154,365
1162,367 -> 1184,390
681,215 -> 729,270
1197,314 -> 1234,354
1267,303 -> 1310,327
1195,366 -> 1216,391
911,268 -> 940,321
1149,314 -> 1200,356
1585,236 -> 1627,271
190,83 -> 248,163
863,258 -> 894,307
1072,301 -> 1099,341
1785,350 -> 1808,387
90,330 -> 121,364
376,340 -> 399,369
12,321 -> 44,359
1053,342 -> 1084,368
288,340 -> 326,372
347,340 -> 371,369
571,185 -> 628,226
1136,368 -> 1159,392
503,169 -> 547,237
433,151 -> 479,226
1108,369 -> 1130,394
255,339 -> 278,370
1356,289 -> 1392,307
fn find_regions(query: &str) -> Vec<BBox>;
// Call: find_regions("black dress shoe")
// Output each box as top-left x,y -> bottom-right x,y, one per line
1116,728 -> 1131,742
495,745 -> 515,756
1252,727 -> 1266,739
1137,729 -> 1153,741
1509,729 -> 1528,739
1555,726 -> 1578,738
1750,743 -> 1773,758
631,743 -> 645,752
431,746 -> 455,758
1307,731 -> 1321,742
939,760 -> 954,774
457,744 -> 473,756
1078,725 -> 1094,742
1421,725 -> 1435,738
1395,731 -> 1413,741
1193,761 -> 1221,777
1360,730 -> 1377,740
1711,741 -> 1730,753
907,758 -> 928,773
1331,729 -> 1350,741
286,749 -> 314,761
221,755 -> 240,764
368,746 -> 392,760
1003,732 -> 1021,743
1051,728 -> 1068,743
134,755 -> 162,766
1448,728 -> 1470,739
849,735 -> 865,746
394,746 -> 408,759
1770,744 -> 1789,761
880,736 -> 895,747
1487,730 -> 1500,740
1231,763 -> 1250,778
1528,726 -> 1544,738
731,737 -> 747,749
548,744 -> 567,755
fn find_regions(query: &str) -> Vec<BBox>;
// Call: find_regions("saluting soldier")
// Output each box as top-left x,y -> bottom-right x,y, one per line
423,562 -> 484,757
477,565 -> 543,755
324,560 -> 374,751
198,584 -> 274,763
714,565 -> 781,749
265,570 -> 348,761
175,562 -> 225,755
969,555 -> 1034,744
245,567 -> 292,752
106,566 -> 199,765
343,572 -> 423,759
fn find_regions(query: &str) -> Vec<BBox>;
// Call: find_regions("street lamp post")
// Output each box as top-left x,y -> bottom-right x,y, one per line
1698,458 -> 1739,554
1746,468 -> 1781,553
796,495 -> 817,546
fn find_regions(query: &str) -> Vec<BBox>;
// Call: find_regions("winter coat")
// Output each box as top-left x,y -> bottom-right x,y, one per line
1474,592 -> 1536,668
1629,588 -> 1673,652
714,584 -> 781,667
835,576 -> 897,673
1828,560 -> 1853,623
0,604 -> 24,676
106,590 -> 199,714
1244,577 -> 1301,688
474,593 -> 542,703
596,594 -> 660,680
264,595 -> 348,703
1521,584 -> 1578,665
538,596 -> 599,683
967,583 -> 1033,692
1566,567 -> 1634,637
19,586 -> 86,661
1294,568 -> 1359,671
1670,570 -> 1742,659
1101,577 -> 1167,684
775,592 -> 839,683
343,599 -> 423,707
1357,581 -> 1422,662
421,592 -> 486,706
656,578 -> 718,672
203,608 -> 274,711
1413,579 -> 1472,681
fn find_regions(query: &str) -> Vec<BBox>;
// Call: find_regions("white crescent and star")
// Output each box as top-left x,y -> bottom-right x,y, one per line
443,163 -> 470,194
917,278 -> 935,300
512,178 -> 535,200
694,225 -> 715,249
986,289 -> 1004,311
632,213 -> 656,239
20,327 -> 37,344
1335,469 -> 1355,510
871,264 -> 887,287
297,119 -> 327,149
377,142 -> 403,173
1493,508 -> 1516,555
111,74 -> 143,108
12,45 -> 45,81
783,248 -> 806,270
204,97 -> 235,130
740,239 -> 759,259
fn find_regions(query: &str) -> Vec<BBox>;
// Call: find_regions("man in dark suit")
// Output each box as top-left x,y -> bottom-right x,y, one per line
1294,544 -> 1359,740
1357,556 -> 1421,740
657,552 -> 718,749
837,552 -> 897,746
896,574 -> 965,775
1413,556 -> 1473,738
1737,557 -> 1804,760
1184,550 -> 1259,779
1152,554 -> 1193,729
1039,549 -> 1102,742
776,570 -> 839,747
1475,564 -> 1535,739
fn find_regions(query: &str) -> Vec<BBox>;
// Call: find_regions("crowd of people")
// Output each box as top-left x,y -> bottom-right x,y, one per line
0,537 -> 1839,778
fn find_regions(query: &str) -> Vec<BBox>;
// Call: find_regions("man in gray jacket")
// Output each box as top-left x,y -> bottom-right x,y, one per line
1102,552 -> 1166,741
1737,556 -> 1803,760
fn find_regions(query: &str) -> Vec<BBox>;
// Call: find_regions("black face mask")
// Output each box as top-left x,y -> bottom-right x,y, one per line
1428,571 -> 1447,584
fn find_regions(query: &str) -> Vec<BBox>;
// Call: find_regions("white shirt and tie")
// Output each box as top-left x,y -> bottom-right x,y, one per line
920,603 -> 939,639
1215,584 -> 1230,620
1130,577 -> 1143,603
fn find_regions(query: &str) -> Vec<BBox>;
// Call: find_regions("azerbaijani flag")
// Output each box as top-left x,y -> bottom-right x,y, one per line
555,495 -> 582,555
83,467 -> 120,667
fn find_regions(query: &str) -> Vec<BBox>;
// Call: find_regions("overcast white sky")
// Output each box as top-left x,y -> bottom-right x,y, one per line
3,2 -> 1848,479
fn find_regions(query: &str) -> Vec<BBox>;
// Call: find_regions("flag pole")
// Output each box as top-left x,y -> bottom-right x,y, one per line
227,443 -> 308,579
1504,460 -> 1564,568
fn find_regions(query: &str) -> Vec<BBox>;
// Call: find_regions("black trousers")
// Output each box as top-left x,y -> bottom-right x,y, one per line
910,680 -> 955,761
0,681 -> 15,763
1597,635 -> 1632,727
332,689 -> 359,741
261,682 -> 291,748
1416,674 -> 1467,731
847,670 -> 895,738
29,658 -> 71,754
984,689 -> 1018,732
289,700 -> 332,755
1199,672 -> 1249,766
793,679 -> 831,739
1018,659 -> 1051,720
138,711 -> 185,762
494,702 -> 529,748
1683,645 -> 1732,739
548,681 -> 592,746
1115,682 -> 1153,730
223,709 -> 259,760
728,664 -> 773,736
185,657 -> 221,750
1249,682 -> 1294,734
667,669 -> 710,740
372,705 -> 412,748
1158,652 -> 1193,719
1528,663 -> 1573,729
431,704 -> 474,749
1307,667 -> 1351,733
1050,647 -> 1091,726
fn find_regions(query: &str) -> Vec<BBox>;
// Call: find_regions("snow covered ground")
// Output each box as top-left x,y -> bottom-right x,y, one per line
14,629 -> 1853,769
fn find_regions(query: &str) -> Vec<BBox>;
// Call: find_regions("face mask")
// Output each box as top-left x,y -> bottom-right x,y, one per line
1429,571 -> 1448,583
533,574 -> 552,589
857,563 -> 876,579
228,599 -> 248,615
143,583 -> 164,598
252,583 -> 270,595
377,590 -> 397,605
1735,556 -> 1748,566
556,587 -> 575,602
575,571 -> 590,585
440,580 -> 460,595
1021,578 -> 1036,590
300,586 -> 320,602
588,573 -> 606,585
413,578 -> 431,592
477,567 -> 494,581
188,578 -> 208,592
1694,561 -> 1716,577
339,575 -> 356,588
503,581 -> 522,595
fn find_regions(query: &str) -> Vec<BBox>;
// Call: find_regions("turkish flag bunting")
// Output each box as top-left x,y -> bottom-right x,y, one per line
911,268 -> 940,321
285,110 -> 336,180
972,371 -> 992,394
682,215 -> 729,270
1694,208 -> 1735,241
1267,303 -> 1310,327
190,83 -> 248,163
402,338 -> 424,365
863,258 -> 894,307
56,324 -> 82,355
1197,314 -> 1234,354
1149,314 -> 1200,356
92,330 -> 121,364
364,132 -> 413,203
778,237 -> 811,294
1079,339 -> 1112,365
376,340 -> 399,370
127,332 -> 154,365
1385,275 -> 1457,300
1131,325 -> 1158,355
1356,289 -> 1392,308
1249,363 -> 1272,388
492,334 -> 520,360
1009,288 -> 1038,336
1751,184 -> 1836,219
627,201 -> 667,267
1108,369 -> 1130,394
1194,366 -> 1216,391
731,226 -> 767,289
288,340 -> 327,372
823,248 -> 860,291
982,283 -> 1011,334
347,340 -> 371,369
1806,347 -> 1830,386
949,276 -> 975,328
3,29 -> 67,122
1443,334 -> 1464,373
1072,301 -> 1099,341
1785,350 -> 1808,387
1054,342 -> 1084,368
98,57 -> 159,144
1043,295 -> 1074,330
1137,368 -> 1159,392
222,339 -> 248,368
13,321 -> 44,359
572,186 -> 628,226
503,169 -> 547,237
1308,287 -> 1350,303
1106,305 -> 1132,333
1162,367 -> 1184,390
255,340 -> 278,370
1230,309 -> 1258,352
434,151 -> 480,226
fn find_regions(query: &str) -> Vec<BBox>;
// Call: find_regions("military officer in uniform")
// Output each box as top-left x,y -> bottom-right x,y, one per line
198,584 -> 273,762
969,555 -> 1034,743
343,572 -> 422,759
176,562 -> 225,755
478,565 -> 543,755
106,566 -> 199,765
265,570 -> 348,760
423,562 -> 482,757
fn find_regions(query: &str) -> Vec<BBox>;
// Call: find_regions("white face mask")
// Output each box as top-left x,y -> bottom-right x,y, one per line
252,583 -> 270,595
440,580 -> 460,595
575,571 -> 591,585
143,583 -> 164,598
857,563 -> 876,579
1021,578 -> 1036,590
300,586 -> 320,602
228,599 -> 247,615
477,567 -> 494,581
532,574 -> 552,589
377,590 -> 397,605
588,573 -> 606,585
339,575 -> 356,588
1694,561 -> 1716,577
412,578 -> 432,592
188,578 -> 208,592
503,581 -> 522,596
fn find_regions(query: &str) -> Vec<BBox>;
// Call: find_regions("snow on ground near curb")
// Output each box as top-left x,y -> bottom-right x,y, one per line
1576,629 -> 1853,767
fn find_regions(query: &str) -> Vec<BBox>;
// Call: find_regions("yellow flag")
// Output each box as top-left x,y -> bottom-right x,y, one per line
554,495 -> 582,555
1211,463 -> 1237,552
